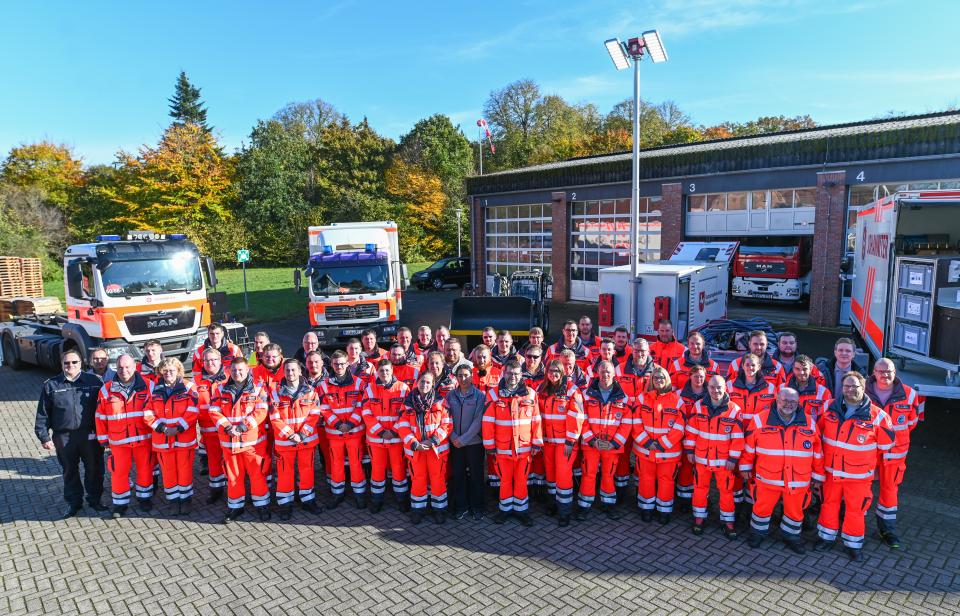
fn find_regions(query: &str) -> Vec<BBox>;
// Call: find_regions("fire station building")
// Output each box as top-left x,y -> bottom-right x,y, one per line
465,111 -> 960,327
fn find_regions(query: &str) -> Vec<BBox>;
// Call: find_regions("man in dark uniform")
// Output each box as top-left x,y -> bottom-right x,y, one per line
35,348 -> 107,518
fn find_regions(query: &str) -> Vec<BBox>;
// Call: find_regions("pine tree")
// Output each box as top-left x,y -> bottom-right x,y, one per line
168,71 -> 210,131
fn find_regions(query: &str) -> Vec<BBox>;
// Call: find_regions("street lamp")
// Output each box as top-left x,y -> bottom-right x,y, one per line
604,29 -> 668,338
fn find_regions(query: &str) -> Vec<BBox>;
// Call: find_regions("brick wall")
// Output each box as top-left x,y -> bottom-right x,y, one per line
660,183 -> 684,258
550,191 -> 569,301
471,196 -> 486,293
809,170 -> 848,327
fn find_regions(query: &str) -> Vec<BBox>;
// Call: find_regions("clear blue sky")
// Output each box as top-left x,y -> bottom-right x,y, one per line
1,0 -> 958,166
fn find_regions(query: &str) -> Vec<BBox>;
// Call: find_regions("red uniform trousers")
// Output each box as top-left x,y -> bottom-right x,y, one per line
876,461 -> 906,530
199,429 -> 226,490
223,449 -> 270,509
409,450 -> 448,510
692,465 -> 737,523
275,446 -> 317,505
369,444 -> 408,501
529,449 -> 546,487
157,449 -> 196,501
543,443 -> 578,516
495,453 -> 532,512
107,445 -> 154,505
676,456 -> 694,503
316,431 -> 331,479
750,483 -> 811,539
637,458 -> 680,513
614,441 -> 635,490
818,476 -> 873,549
579,448 -> 619,507
327,434 -> 366,496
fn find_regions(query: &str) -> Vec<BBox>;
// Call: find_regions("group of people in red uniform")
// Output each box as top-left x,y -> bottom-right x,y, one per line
87,316 -> 923,560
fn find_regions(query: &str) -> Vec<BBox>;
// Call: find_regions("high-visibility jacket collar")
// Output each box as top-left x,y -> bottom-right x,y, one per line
154,379 -> 189,401
523,363 -> 545,382
681,349 -> 711,368
826,395 -> 872,422
703,394 -> 732,418
623,355 -> 654,376
222,375 -> 255,397
765,403 -> 809,428
328,372 -> 356,387
584,378 -> 627,404
680,383 -> 707,402
733,373 -> 767,393
277,378 -> 312,400
109,372 -> 149,398
864,376 -> 908,407
786,374 -> 817,395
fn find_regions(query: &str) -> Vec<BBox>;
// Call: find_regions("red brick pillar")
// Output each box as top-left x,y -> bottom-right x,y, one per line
550,191 -> 570,301
660,183 -> 684,258
809,170 -> 848,327
471,196 -> 486,294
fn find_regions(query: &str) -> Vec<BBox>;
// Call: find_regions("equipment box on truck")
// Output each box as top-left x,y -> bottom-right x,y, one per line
850,189 -> 960,396
305,221 -> 407,347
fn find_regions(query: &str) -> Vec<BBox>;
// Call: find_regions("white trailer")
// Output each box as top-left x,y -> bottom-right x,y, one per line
850,189 -> 960,397
598,241 -> 738,340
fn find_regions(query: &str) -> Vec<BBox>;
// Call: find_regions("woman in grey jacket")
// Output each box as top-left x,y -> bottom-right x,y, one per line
444,364 -> 488,521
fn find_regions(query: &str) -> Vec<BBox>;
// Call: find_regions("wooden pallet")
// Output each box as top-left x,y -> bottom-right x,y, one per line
0,256 -> 44,298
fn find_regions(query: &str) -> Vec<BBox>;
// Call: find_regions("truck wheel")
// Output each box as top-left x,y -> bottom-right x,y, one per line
2,335 -> 23,371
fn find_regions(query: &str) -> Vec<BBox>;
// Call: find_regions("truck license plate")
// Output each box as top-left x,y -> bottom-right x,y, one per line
340,329 -> 362,336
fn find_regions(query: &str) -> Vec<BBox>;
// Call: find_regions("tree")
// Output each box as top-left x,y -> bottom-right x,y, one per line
101,124 -> 237,260
0,184 -> 64,277
398,114 -> 474,254
483,79 -> 541,169
313,117 -> 395,200
168,71 -> 210,131
385,160 -> 447,262
1,141 -> 84,210
706,115 -> 817,137
273,99 -> 345,144
234,120 -> 317,264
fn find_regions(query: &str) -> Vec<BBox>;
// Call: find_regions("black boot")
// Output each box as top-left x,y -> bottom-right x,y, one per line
410,509 -> 424,525
398,496 -> 411,513
257,506 -> 272,522
110,505 -> 126,519
206,488 -> 224,505
640,509 -> 654,523
279,505 -> 293,521
658,511 -> 671,525
603,504 -> 621,520
783,538 -> 806,555
545,502 -> 558,517
433,509 -> 446,524
328,494 -> 345,510
722,523 -> 738,540
846,546 -> 864,562
138,498 -> 153,513
302,500 -> 322,515
493,511 -> 509,524
879,529 -> 902,549
179,498 -> 192,516
222,508 -> 244,524
557,515 -> 570,528
813,539 -> 834,552
574,505 -> 589,521
692,518 -> 705,536
354,494 -> 366,510
517,512 -> 533,527
747,533 -> 764,549
370,499 -> 383,514
174,501 -> 183,516
88,501 -> 108,513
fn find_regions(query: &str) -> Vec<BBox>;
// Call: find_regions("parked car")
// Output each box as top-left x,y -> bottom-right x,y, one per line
411,257 -> 471,290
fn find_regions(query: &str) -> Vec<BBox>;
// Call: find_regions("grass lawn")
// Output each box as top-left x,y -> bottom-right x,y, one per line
41,262 -> 432,324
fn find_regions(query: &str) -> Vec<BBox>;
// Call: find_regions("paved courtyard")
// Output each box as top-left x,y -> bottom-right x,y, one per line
1,366 -> 959,615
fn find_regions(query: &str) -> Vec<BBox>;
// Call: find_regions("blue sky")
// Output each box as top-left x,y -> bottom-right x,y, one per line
1,0 -> 958,166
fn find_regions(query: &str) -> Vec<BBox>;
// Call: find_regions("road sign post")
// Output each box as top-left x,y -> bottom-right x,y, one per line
236,249 -> 251,312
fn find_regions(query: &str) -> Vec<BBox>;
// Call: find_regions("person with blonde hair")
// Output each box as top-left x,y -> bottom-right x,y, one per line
633,366 -> 684,524
144,358 -> 199,516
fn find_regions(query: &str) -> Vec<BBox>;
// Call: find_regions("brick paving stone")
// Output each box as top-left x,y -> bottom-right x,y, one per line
2,367 -> 960,615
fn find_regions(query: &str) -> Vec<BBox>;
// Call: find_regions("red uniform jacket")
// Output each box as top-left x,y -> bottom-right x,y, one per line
95,374 -> 153,448
482,384 -> 543,457
144,380 -> 199,451
270,379 -> 322,449
362,378 -> 410,447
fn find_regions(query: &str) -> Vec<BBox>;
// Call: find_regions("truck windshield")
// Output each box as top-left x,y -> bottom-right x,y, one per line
101,256 -> 203,297
740,246 -> 798,257
311,264 -> 389,296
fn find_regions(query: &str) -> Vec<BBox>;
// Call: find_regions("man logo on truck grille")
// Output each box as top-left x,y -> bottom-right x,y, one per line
146,317 -> 180,329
